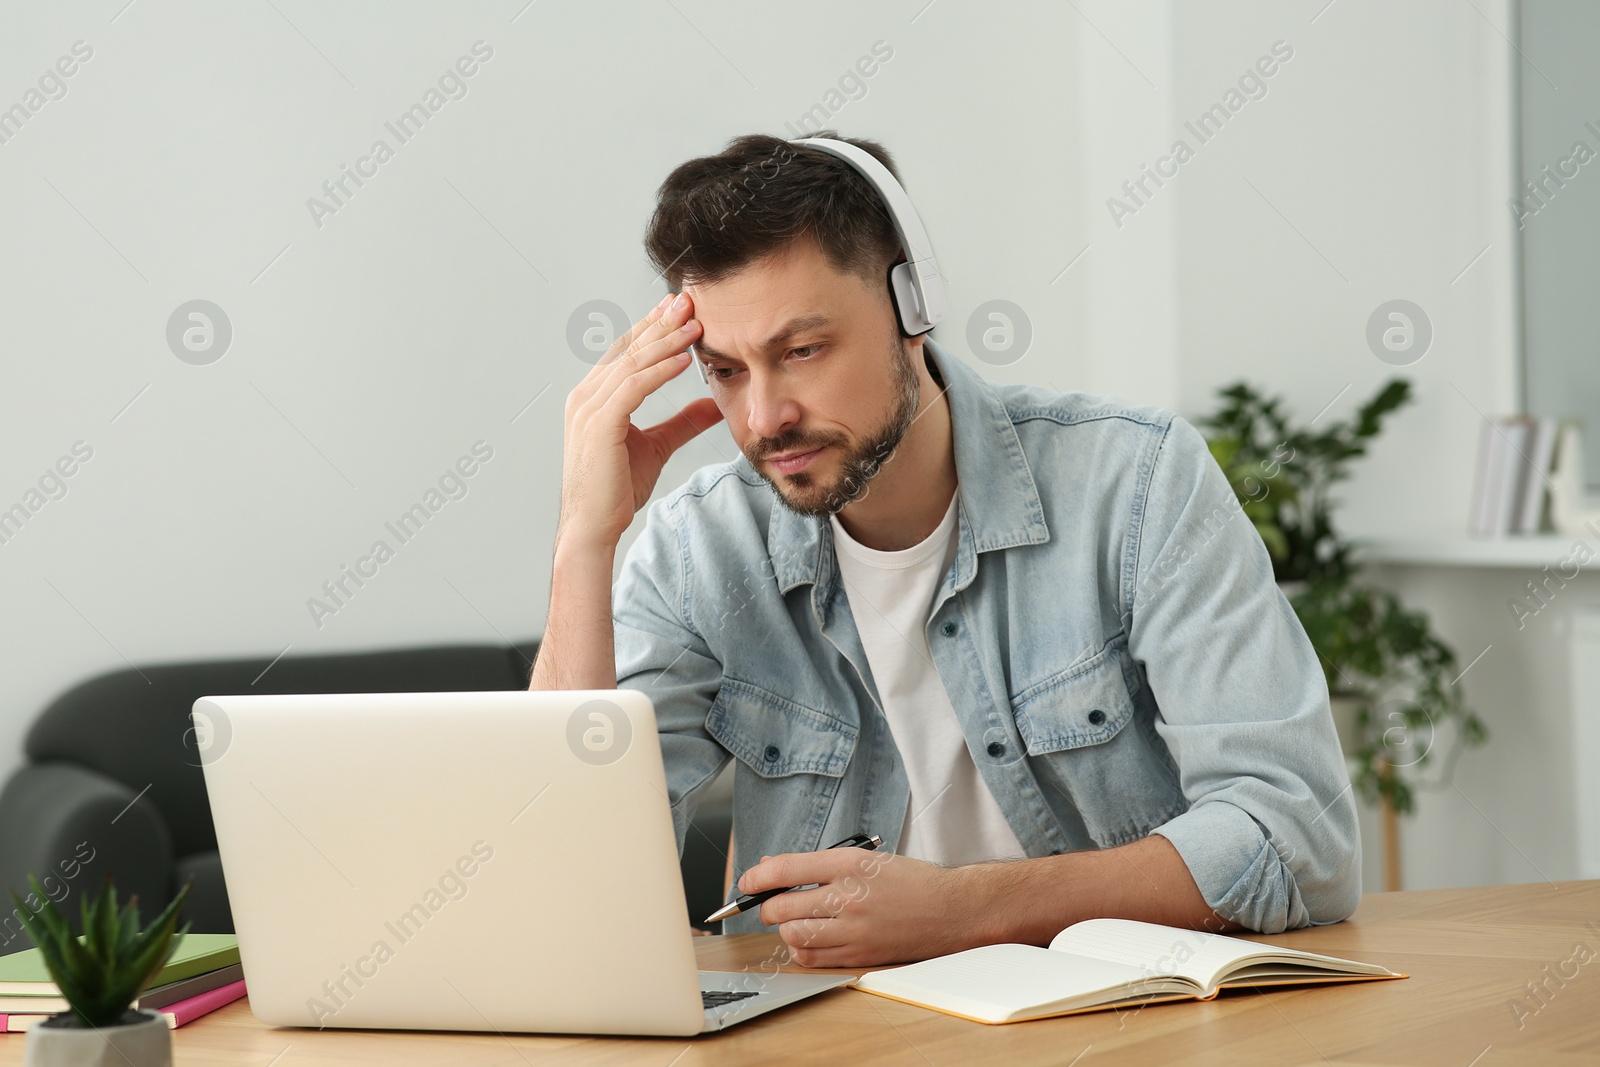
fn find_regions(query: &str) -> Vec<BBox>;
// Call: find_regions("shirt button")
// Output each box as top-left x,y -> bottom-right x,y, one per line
941,621 -> 957,637
763,744 -> 780,762
986,741 -> 1005,757
1088,710 -> 1106,726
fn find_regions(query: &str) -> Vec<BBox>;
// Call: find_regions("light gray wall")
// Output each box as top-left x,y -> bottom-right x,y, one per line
1168,0 -> 1519,541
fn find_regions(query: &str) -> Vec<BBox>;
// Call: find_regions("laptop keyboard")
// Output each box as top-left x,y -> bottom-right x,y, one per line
702,989 -> 761,1010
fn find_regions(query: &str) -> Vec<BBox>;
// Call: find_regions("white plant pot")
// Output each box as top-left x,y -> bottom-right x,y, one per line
24,1009 -> 171,1067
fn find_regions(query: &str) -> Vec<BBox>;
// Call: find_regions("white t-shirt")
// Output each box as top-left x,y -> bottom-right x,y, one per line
829,491 -> 1026,867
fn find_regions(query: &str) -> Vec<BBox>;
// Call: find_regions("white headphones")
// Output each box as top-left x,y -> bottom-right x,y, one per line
791,137 -> 947,338
691,136 -> 946,384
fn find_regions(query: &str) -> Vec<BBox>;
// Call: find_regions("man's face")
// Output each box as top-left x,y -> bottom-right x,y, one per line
685,239 -> 923,517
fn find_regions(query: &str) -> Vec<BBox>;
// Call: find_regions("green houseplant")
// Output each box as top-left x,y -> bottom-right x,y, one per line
1198,379 -> 1488,886
10,875 -> 191,1067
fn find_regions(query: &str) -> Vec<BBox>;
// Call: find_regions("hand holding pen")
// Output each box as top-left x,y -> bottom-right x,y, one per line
704,833 -> 882,923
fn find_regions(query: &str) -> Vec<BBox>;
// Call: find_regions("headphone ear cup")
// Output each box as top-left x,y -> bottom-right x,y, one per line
887,260 -> 932,337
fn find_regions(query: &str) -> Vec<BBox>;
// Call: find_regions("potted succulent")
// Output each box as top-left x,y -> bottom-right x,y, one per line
1199,379 -> 1488,888
10,875 -> 191,1067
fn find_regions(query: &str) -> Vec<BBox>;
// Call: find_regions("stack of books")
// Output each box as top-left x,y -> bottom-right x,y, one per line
1469,415 -> 1562,536
0,932 -> 243,1033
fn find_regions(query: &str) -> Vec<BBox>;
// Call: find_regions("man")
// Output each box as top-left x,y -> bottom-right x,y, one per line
531,131 -> 1359,967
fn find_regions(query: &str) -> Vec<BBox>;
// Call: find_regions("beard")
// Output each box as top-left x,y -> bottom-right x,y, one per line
743,331 -> 924,518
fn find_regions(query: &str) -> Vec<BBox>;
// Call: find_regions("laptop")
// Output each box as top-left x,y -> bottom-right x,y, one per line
194,688 -> 852,1036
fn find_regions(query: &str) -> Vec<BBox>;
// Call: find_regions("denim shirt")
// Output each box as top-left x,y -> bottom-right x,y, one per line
612,337 -> 1361,935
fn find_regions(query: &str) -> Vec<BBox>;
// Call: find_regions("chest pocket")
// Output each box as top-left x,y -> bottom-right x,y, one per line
1011,638 -> 1184,847
1012,639 -> 1136,753
706,677 -> 856,779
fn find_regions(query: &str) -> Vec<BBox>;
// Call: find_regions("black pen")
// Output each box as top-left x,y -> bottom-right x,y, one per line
703,832 -> 883,923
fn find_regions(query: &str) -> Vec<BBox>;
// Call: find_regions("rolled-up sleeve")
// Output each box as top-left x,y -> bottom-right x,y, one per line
1130,416 -> 1361,931
612,494 -> 729,853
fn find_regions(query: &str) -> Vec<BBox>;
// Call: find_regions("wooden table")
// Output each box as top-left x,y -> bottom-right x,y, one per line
4,881 -> 1597,1066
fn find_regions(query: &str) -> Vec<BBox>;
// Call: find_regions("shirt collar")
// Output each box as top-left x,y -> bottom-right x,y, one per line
758,336 -> 1050,595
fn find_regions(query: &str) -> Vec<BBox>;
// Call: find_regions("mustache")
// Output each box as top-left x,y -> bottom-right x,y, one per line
745,431 -> 846,462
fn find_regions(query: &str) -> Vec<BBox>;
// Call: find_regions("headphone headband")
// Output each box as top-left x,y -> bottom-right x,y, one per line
787,137 -> 946,337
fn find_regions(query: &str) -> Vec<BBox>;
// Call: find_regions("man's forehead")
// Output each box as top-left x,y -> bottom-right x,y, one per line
690,309 -> 835,363
685,253 -> 878,360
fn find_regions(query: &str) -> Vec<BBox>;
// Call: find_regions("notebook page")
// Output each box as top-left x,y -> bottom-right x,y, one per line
1048,919 -> 1392,989
855,944 -> 1167,1022
1048,919 -> 1267,987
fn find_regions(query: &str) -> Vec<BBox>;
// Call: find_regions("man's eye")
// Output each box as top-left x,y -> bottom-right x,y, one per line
790,344 -> 823,360
710,365 -> 741,381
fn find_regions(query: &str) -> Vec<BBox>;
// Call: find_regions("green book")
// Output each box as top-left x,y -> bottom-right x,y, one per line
0,933 -> 238,996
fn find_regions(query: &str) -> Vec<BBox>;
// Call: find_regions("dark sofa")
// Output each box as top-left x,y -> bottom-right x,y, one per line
0,641 -> 733,955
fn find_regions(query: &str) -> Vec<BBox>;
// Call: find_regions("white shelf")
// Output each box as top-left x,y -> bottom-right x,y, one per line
1354,534 -> 1598,570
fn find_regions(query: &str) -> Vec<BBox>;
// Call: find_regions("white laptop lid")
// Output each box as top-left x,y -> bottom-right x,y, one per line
195,689 -> 710,1036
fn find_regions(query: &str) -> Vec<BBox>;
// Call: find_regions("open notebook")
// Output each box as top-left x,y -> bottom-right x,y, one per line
853,918 -> 1405,1024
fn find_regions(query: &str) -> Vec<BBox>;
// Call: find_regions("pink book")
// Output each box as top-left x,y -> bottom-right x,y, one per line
157,980 -> 247,1028
5,982 -> 246,1032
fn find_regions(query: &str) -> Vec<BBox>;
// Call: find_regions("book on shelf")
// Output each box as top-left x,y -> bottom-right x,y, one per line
1469,415 -> 1560,537
1516,418 -> 1560,533
851,918 -> 1405,1025
2,980 -> 246,1032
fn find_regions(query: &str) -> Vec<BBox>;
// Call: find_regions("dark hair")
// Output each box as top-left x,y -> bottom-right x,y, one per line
644,130 -> 904,293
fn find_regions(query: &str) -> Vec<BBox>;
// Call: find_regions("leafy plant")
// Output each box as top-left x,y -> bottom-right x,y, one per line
1292,579 -> 1488,814
9,875 -> 191,1028
1197,379 -> 1488,816
1200,378 -> 1411,585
